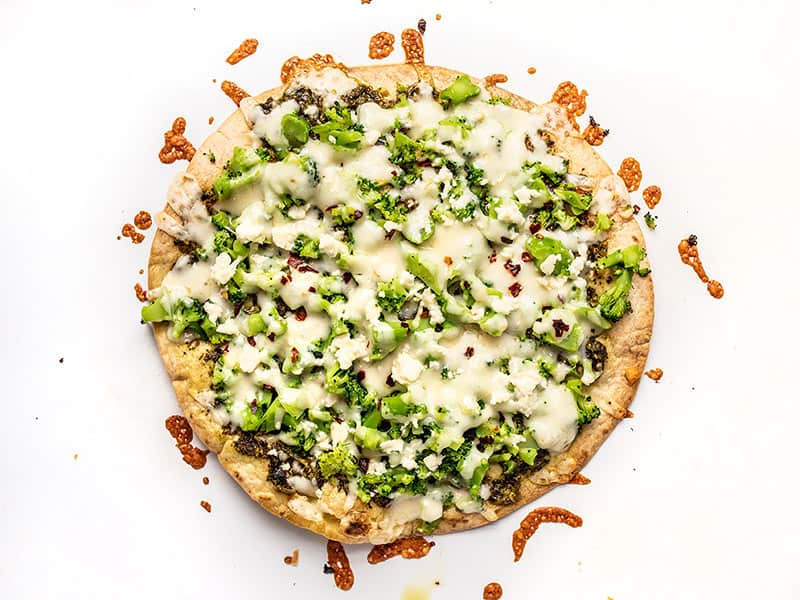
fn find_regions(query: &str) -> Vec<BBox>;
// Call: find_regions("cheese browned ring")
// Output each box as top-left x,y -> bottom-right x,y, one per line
147,63 -> 653,543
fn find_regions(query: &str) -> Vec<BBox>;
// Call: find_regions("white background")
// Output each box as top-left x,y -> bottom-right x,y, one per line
2,0 -> 799,598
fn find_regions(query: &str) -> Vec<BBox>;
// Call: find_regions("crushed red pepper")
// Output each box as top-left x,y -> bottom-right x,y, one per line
226,38 -> 258,65
508,282 -> 522,297
369,32 -> 395,60
326,541 -> 354,591
678,236 -> 724,299
512,507 -> 583,561
582,116 -> 609,146
367,537 -> 435,564
133,210 -> 152,230
158,117 -> 195,164
551,82 -> 588,129
643,185 -> 661,209
401,28 -> 425,64
200,500 -> 211,513
121,223 -> 145,244
483,582 -> 504,600
645,368 -> 664,381
569,473 -> 591,485
485,73 -> 509,86
134,283 -> 147,302
165,415 -> 209,469
618,157 -> 642,192
221,80 -> 250,106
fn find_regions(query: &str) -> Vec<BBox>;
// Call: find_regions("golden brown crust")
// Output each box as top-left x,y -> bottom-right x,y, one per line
147,63 -> 653,543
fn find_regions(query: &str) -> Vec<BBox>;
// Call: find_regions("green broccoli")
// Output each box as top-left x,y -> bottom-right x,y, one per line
280,113 -> 310,148
595,244 -> 648,274
595,213 -> 612,233
376,279 -> 409,313
311,106 -> 364,151
439,75 -> 480,107
213,147 -> 264,201
324,366 -> 371,408
292,234 -> 320,259
329,204 -> 363,226
317,443 -> 358,480
525,236 -> 573,276
566,379 -> 600,425
597,267 -> 633,322
356,467 -> 425,503
644,212 -> 657,230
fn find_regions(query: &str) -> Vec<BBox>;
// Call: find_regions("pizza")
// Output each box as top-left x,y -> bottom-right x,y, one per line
143,61 -> 653,543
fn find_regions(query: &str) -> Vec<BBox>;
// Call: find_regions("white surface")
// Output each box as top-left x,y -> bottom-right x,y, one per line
2,0 -> 799,598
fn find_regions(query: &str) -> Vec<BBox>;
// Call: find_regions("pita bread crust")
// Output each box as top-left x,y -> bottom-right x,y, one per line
147,63 -> 653,543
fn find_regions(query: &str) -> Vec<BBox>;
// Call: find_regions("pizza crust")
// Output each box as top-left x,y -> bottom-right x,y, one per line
147,63 -> 654,543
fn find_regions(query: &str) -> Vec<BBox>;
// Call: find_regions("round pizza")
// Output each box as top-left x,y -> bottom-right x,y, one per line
143,61 -> 653,543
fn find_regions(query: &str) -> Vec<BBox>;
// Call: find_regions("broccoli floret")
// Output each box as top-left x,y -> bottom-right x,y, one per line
213,147 -> 264,201
370,192 -> 409,225
311,106 -> 364,151
329,205 -> 363,226
525,236 -> 573,276
376,279 -> 409,313
324,366 -> 371,408
292,234 -> 320,259
597,267 -> 633,322
317,443 -> 358,480
596,244 -> 648,275
439,75 -> 480,107
595,213 -> 612,233
356,467 -> 425,503
280,113 -> 310,148
644,212 -> 657,230
566,379 -> 600,425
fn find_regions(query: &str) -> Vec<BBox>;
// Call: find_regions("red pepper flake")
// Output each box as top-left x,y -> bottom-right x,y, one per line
226,38 -> 258,65
58,357 -> 64,364
529,222 -> 541,234
367,537 -> 435,564
291,347 -> 300,363
283,548 -> 300,566
202,476 -> 209,485
165,415 -> 209,470
483,582 -> 503,600
295,306 -> 307,321
508,282 -> 522,297
488,251 -> 498,263
326,540 -> 354,591
158,117 -> 196,164
134,210 -> 152,230
582,116 -> 609,146
134,283 -> 147,302
643,185 -> 662,209
287,254 -> 302,269
401,28 -> 425,64
551,82 -> 588,130
221,80 -> 250,106
465,346 -> 475,358
527,66 -> 537,75
280,275 -> 289,285
503,260 -> 521,277
485,73 -> 508,86
138,269 -> 144,275
200,500 -> 211,513
678,236 -> 724,299
369,31 -> 395,60
521,251 -> 533,263
617,157 -> 642,192
512,507 -> 583,562
247,336 -> 256,347
645,368 -> 663,381
298,264 -> 319,273
551,319 -> 570,337
121,223 -> 145,244
568,473 -> 591,485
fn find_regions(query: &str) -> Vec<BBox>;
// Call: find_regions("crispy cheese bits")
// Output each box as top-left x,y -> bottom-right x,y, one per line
483,582 -> 504,600
158,117 -> 195,164
401,28 -> 425,64
121,223 -> 145,244
645,368 -> 663,381
221,80 -> 250,106
134,210 -> 152,230
643,185 -> 661,209
569,473 -> 591,485
368,32 -> 395,60
678,235 -> 724,299
367,537 -> 435,564
326,541 -> 354,591
582,116 -> 609,146
165,415 -> 209,469
512,507 -> 583,561
551,81 -> 588,129
485,73 -> 509,86
618,157 -> 642,192
226,38 -> 258,65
